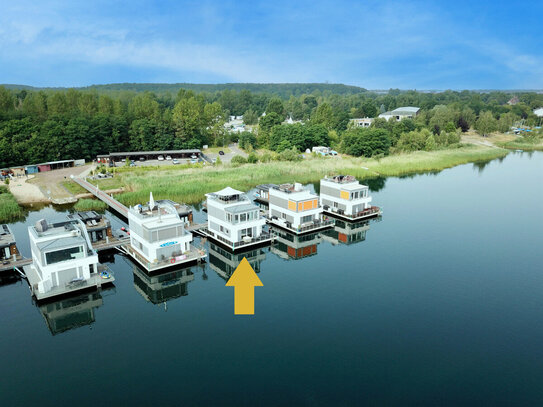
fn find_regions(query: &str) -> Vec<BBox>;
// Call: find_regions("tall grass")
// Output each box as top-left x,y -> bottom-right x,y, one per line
73,198 -> 108,211
62,181 -> 87,195
101,145 -> 508,206
497,140 -> 543,151
0,186 -> 24,223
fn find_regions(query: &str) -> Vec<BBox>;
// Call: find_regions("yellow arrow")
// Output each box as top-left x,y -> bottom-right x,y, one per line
225,257 -> 263,315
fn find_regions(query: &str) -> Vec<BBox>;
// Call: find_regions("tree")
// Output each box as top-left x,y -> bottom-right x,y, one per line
243,109 -> 259,125
239,131 -> 258,150
311,103 -> 335,130
475,111 -> 497,137
266,98 -> 286,121
340,128 -> 391,157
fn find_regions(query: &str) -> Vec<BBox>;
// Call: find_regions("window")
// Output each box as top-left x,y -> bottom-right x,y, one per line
240,213 -> 247,222
282,213 -> 287,219
334,201 -> 339,208
45,246 -> 84,265
301,215 -> 313,223
235,215 -> 239,223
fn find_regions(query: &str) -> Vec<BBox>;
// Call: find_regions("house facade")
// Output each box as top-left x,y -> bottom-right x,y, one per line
205,187 -> 267,249
268,183 -> 332,233
379,106 -> 420,121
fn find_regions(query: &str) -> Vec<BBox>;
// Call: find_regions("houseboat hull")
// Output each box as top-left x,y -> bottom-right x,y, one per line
121,244 -> 206,274
196,227 -> 274,252
266,218 -> 334,235
323,206 -> 382,222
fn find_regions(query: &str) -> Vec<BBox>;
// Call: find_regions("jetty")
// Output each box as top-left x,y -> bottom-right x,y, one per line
72,176 -> 129,217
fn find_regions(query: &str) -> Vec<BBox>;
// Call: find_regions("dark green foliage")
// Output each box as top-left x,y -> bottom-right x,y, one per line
238,131 -> 258,150
269,124 -> 329,152
340,128 -> 391,157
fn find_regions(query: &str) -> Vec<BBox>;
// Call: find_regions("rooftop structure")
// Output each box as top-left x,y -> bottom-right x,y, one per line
67,211 -> 112,243
534,107 -> 543,117
379,106 -> 420,121
203,187 -> 271,250
24,218 -> 114,300
125,193 -> 205,271
96,150 -> 201,163
254,184 -> 277,204
0,224 -> 18,261
320,175 -> 381,221
268,183 -> 333,234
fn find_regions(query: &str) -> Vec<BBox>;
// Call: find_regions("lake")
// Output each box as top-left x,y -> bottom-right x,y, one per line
1,151 -> 542,406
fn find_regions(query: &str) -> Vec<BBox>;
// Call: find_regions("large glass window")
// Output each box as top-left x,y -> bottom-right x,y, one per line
45,246 -> 84,265
301,215 -> 314,223
240,213 -> 247,222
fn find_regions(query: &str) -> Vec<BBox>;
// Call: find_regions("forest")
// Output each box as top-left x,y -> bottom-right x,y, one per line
1,84 -> 542,168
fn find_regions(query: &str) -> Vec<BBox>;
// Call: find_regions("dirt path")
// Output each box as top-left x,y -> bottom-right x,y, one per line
8,175 -> 49,204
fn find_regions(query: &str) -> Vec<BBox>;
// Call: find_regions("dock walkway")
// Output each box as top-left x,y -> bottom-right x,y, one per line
72,176 -> 129,217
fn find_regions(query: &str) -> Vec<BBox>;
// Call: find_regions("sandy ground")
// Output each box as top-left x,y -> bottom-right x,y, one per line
461,131 -> 517,147
10,165 -> 94,204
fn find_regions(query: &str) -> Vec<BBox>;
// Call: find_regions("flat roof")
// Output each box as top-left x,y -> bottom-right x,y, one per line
225,203 -> 260,214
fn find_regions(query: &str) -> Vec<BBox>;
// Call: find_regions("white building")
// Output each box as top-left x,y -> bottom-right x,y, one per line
205,187 -> 269,250
127,194 -> 204,271
379,106 -> 420,121
534,108 -> 543,117
320,175 -> 381,220
268,183 -> 332,234
349,118 -> 374,128
25,218 -> 109,300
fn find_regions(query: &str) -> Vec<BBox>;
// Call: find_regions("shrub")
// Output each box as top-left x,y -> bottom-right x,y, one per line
278,147 -> 302,161
247,152 -> 259,164
231,155 -> 248,166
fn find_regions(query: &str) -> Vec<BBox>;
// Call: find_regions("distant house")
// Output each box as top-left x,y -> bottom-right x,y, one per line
508,96 -> 519,106
349,118 -> 373,128
379,106 -> 420,121
534,108 -> 543,117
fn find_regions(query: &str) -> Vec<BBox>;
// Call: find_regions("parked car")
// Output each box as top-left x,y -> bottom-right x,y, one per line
190,159 -> 198,164
172,159 -> 180,165
108,161 -> 116,167
329,150 -> 338,156
166,155 -> 172,160
158,155 -> 165,161
218,150 -> 225,155
130,162 -> 136,167
139,157 -> 145,161
191,154 -> 197,159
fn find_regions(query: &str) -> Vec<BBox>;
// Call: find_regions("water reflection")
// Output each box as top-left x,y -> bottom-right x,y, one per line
131,260 -> 197,307
270,227 -> 322,260
208,242 -> 267,280
38,288 -> 114,335
322,218 -> 371,245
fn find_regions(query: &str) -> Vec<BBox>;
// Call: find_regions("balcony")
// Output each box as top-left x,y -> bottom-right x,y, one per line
324,205 -> 382,220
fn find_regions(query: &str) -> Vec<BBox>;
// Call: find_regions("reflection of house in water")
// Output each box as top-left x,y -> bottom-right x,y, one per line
270,227 -> 322,260
321,219 -> 371,245
208,242 -> 266,280
38,289 -> 112,335
131,262 -> 196,305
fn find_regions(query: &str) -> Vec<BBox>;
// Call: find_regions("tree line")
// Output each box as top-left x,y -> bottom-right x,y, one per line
1,84 -> 542,167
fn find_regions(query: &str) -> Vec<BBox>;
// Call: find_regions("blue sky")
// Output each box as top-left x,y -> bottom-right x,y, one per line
0,0 -> 542,89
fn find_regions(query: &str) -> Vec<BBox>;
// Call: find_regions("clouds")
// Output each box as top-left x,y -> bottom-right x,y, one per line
0,0 -> 542,88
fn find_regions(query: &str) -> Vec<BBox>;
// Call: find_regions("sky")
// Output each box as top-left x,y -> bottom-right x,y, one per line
0,0 -> 542,89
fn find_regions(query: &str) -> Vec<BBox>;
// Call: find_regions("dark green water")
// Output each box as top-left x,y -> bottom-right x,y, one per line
1,152 -> 542,406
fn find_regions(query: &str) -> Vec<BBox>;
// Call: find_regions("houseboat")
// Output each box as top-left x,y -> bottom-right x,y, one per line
320,175 -> 381,221
24,218 -> 114,301
67,211 -> 112,243
201,187 -> 272,251
268,183 -> 333,234
124,193 -> 205,272
254,184 -> 277,204
321,218 -> 371,246
270,226 -> 322,261
208,242 -> 266,280
0,224 -> 19,264
131,262 -> 195,306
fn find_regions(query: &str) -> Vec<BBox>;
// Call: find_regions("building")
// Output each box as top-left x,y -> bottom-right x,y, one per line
270,227 -> 322,260
349,118 -> 374,128
67,211 -> 112,243
203,187 -> 271,250
379,106 -> 420,121
208,242 -> 266,280
254,184 -> 277,204
534,108 -> 543,117
320,175 -> 381,221
24,218 -> 113,300
96,150 -> 201,164
0,224 -> 19,262
125,193 -> 205,272
268,183 -> 333,234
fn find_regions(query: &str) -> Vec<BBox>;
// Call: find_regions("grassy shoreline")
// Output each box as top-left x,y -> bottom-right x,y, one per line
496,141 -> 543,151
0,185 -> 25,223
88,145 -> 509,207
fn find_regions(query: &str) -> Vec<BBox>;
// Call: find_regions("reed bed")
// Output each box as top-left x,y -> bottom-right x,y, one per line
73,198 -> 108,211
103,145 -> 508,206
0,186 -> 24,223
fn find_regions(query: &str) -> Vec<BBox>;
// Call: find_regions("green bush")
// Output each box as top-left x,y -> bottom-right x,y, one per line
231,156 -> 248,166
247,152 -> 259,164
278,147 -> 302,162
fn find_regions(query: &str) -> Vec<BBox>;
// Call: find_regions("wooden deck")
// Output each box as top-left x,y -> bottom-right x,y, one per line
72,176 -> 129,217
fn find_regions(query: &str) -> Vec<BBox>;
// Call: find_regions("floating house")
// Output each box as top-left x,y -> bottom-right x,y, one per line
254,184 -> 277,204
320,175 -> 381,221
0,224 -> 19,262
68,211 -> 112,243
268,183 -> 333,234
208,242 -> 266,280
24,218 -> 114,300
125,193 -> 205,272
202,187 -> 271,251
321,219 -> 371,246
270,227 -> 322,261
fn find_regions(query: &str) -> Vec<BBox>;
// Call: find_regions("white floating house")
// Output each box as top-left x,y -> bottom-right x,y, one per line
320,175 -> 381,221
24,218 -> 113,300
126,193 -> 205,272
268,183 -> 333,234
204,187 -> 271,250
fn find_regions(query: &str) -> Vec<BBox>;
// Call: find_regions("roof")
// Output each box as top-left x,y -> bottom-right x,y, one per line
215,187 -> 243,197
225,203 -> 259,214
256,184 -> 277,191
36,235 -> 86,252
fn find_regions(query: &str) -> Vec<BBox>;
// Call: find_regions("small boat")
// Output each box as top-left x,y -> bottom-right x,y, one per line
100,271 -> 111,279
